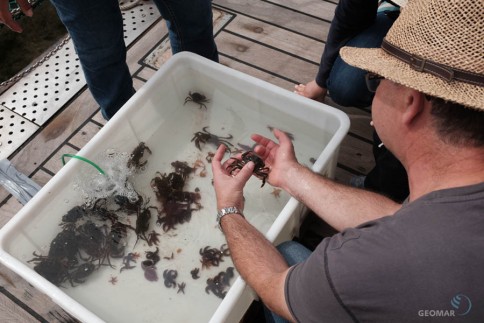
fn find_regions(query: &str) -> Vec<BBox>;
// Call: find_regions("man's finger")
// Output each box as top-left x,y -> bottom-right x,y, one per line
18,0 -> 33,17
212,145 -> 226,170
238,161 -> 255,182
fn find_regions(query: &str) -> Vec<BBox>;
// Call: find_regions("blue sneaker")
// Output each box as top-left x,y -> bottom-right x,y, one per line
349,175 -> 366,188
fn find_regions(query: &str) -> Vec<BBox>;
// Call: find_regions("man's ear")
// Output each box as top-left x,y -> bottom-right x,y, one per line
402,90 -> 426,126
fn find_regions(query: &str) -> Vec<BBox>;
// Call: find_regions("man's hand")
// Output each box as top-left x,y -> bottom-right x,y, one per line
0,0 -> 33,33
212,144 -> 254,211
251,128 -> 301,190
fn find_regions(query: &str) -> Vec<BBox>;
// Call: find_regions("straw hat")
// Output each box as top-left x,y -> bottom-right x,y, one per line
340,0 -> 484,110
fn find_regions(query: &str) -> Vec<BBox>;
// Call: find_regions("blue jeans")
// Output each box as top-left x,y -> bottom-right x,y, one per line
50,0 -> 218,119
264,241 -> 312,323
326,11 -> 394,108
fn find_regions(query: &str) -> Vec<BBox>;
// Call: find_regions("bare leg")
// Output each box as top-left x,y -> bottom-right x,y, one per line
294,80 -> 327,102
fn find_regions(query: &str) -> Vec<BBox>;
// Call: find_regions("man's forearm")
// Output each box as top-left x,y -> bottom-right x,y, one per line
220,214 -> 293,321
281,164 -> 401,231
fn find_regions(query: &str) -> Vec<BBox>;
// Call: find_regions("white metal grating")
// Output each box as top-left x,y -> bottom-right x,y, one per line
143,7 -> 233,69
0,105 -> 39,159
0,1 -> 160,160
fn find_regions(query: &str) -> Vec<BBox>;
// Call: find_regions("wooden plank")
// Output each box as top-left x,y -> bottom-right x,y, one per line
224,13 -> 325,63
91,111 -> 106,126
266,0 -> 336,21
0,196 -> 22,228
214,0 -> 330,41
217,31 -> 320,86
219,56 -> 295,90
126,18 -> 167,71
135,66 -> 157,81
338,135 -> 374,174
31,168 -> 53,188
0,291 -> 38,323
42,145 -> 79,175
68,121 -> 103,150
0,265 -> 77,323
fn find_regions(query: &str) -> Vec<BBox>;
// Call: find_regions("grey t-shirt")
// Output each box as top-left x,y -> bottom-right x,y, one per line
285,182 -> 484,322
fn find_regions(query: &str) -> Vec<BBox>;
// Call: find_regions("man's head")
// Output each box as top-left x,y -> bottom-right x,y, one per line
340,0 -> 483,149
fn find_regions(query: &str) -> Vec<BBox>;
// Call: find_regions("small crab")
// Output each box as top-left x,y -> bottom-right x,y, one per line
127,142 -> 152,169
184,91 -> 209,109
191,126 -> 234,152
163,269 -> 178,288
171,161 -> 195,181
271,188 -> 282,198
199,246 -> 224,269
147,230 -> 161,246
227,151 -> 270,187
120,253 -> 137,272
191,268 -> 200,279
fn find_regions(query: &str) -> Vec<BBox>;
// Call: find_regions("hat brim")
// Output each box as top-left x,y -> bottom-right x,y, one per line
340,47 -> 484,111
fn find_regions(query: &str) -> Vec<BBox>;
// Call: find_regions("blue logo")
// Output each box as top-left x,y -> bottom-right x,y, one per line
450,294 -> 472,316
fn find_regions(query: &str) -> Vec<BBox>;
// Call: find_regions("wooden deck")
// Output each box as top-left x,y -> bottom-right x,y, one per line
0,0 -> 374,321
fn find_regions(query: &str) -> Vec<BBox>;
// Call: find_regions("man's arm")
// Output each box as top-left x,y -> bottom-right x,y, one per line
211,145 -> 294,321
252,129 -> 401,231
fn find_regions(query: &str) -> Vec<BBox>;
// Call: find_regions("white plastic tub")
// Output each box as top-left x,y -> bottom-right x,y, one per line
0,52 -> 349,322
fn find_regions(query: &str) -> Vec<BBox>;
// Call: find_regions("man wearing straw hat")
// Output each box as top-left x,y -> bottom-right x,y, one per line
211,0 -> 484,321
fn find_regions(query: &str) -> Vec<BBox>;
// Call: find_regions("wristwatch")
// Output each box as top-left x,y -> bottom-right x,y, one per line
216,206 -> 244,230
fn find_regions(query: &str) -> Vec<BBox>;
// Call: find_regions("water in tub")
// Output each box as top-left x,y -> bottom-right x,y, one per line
11,81 -> 334,322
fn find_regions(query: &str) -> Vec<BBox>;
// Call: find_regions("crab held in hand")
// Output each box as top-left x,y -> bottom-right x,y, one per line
227,151 -> 270,187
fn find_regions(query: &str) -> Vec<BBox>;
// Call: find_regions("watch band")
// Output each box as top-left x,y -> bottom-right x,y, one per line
216,206 -> 244,230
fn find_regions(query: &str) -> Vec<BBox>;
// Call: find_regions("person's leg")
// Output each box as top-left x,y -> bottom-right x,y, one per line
264,241 -> 312,323
326,12 -> 394,108
152,0 -> 218,62
49,0 -> 135,119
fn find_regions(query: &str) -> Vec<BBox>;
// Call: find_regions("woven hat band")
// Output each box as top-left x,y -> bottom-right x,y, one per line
382,40 -> 484,87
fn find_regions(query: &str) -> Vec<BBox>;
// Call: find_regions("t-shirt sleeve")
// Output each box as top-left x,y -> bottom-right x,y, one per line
285,237 -> 355,323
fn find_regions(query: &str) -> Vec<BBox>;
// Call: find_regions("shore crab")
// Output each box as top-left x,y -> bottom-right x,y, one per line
120,252 -> 138,272
191,268 -> 200,279
205,267 -> 235,299
127,142 -> 152,169
157,200 -> 197,232
184,91 -> 209,109
191,126 -> 234,152
227,151 -> 270,187
199,245 -> 229,269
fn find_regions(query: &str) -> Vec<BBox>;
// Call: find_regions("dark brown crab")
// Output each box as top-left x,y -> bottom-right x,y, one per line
184,91 -> 209,109
205,267 -> 235,299
191,126 -> 234,152
127,142 -> 152,169
157,200 -> 197,232
199,244 -> 230,269
171,161 -> 195,181
227,151 -> 270,187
